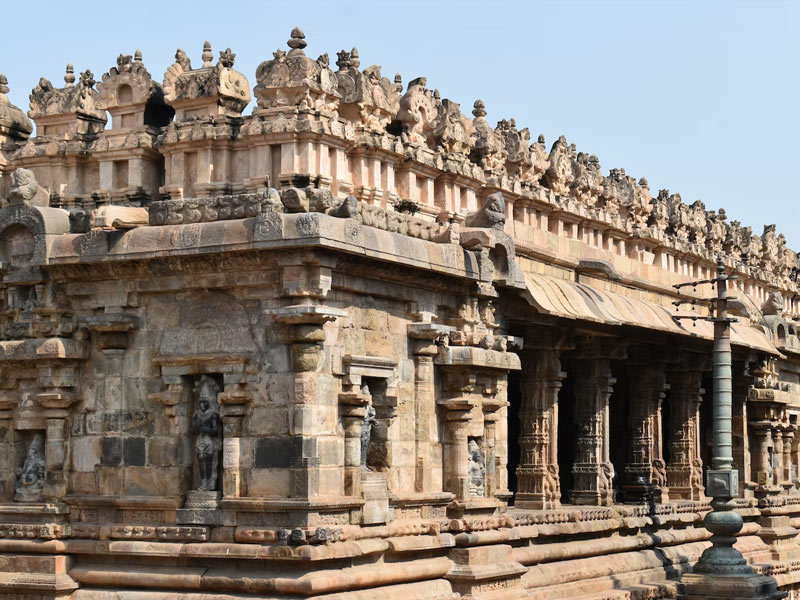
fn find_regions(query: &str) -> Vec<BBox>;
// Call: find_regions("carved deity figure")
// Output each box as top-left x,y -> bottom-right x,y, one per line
360,403 -> 376,471
192,375 -> 222,491
468,439 -> 485,497
15,433 -> 45,502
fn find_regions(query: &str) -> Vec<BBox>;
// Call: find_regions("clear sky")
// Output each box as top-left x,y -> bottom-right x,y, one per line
1,0 -> 797,247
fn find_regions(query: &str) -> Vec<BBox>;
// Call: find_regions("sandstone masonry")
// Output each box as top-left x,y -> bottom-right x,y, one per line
0,28 -> 799,600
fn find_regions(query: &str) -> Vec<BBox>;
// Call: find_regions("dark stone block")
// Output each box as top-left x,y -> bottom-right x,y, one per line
123,437 -> 146,466
101,437 -> 122,467
254,438 -> 294,469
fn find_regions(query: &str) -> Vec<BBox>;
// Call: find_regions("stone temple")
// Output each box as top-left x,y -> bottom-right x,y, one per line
0,28 -> 800,600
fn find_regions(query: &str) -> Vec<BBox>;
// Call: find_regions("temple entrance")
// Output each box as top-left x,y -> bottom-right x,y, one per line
609,362 -> 629,501
557,370 -> 576,504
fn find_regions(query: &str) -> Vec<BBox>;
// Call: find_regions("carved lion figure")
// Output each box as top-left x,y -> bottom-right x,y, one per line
8,168 -> 49,207
762,290 -> 784,317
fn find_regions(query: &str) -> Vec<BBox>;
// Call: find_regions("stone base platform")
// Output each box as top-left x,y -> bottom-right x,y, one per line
678,573 -> 787,600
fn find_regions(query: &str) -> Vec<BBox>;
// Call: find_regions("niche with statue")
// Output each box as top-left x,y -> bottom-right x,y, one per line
187,374 -> 223,508
14,431 -> 45,502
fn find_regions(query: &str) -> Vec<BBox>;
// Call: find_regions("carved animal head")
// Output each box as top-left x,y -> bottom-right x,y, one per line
8,168 -> 38,204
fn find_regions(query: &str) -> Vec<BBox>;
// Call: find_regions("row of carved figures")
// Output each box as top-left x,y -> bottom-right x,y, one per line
3,28 -> 798,282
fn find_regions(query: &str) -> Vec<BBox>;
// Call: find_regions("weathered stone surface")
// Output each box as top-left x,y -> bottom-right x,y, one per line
0,25 -> 796,600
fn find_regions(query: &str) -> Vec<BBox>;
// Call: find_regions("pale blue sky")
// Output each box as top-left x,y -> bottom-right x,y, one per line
2,1 -> 797,246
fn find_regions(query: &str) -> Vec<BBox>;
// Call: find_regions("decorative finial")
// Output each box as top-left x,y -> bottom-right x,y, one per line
638,177 -> 649,188
80,70 -> 95,88
394,73 -> 402,85
0,74 -> 8,98
218,48 -> 235,68
202,41 -> 213,67
288,26 -> 307,52
64,63 -> 75,87
537,134 -> 545,144
134,49 -> 142,63
433,88 -> 440,100
350,46 -> 360,68
472,99 -> 486,118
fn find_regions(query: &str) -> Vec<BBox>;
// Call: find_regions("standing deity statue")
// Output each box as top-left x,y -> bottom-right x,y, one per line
15,432 -> 45,502
192,375 -> 222,491
360,404 -> 376,471
468,439 -> 485,497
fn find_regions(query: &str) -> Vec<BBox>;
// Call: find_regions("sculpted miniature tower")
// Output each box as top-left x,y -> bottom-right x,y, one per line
160,43 -> 250,199
17,64 -> 107,206
94,50 -> 174,205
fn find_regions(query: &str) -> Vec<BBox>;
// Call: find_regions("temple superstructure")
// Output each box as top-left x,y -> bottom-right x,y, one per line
1,29 -> 800,600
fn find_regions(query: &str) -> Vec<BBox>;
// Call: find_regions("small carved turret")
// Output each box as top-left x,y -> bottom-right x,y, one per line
96,49 -> 174,129
162,41 -> 251,119
254,26 -> 340,114
27,63 -> 106,137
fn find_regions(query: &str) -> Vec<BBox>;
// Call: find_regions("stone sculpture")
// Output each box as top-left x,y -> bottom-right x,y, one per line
464,192 -> 506,229
14,432 -> 45,502
360,404 -> 376,471
468,439 -> 485,497
8,168 -> 49,207
192,376 -> 222,491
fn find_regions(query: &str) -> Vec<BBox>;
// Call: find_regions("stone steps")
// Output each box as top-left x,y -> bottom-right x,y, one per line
568,580 -> 677,600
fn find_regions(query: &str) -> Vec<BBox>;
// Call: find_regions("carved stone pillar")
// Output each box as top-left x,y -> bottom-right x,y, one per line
666,366 -> 705,500
408,316 -> 448,494
36,389 -> 78,500
792,425 -> 800,492
749,385 -> 787,499
625,361 -> 669,502
218,378 -> 253,499
782,428 -> 794,494
413,346 -> 437,492
338,393 -> 368,497
434,306 -> 521,514
441,399 -> 473,502
0,395 -> 14,501
751,423 -> 778,495
570,357 -> 617,506
515,348 -> 565,510
267,303 -> 347,500
483,411 -> 499,498
773,430 -> 784,488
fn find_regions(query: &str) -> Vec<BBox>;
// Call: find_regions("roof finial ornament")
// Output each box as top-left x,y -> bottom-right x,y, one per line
218,48 -> 236,68
134,49 -> 143,63
202,41 -> 213,67
472,99 -> 487,119
64,63 -> 75,87
0,74 -> 9,99
350,47 -> 360,69
288,26 -> 307,53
